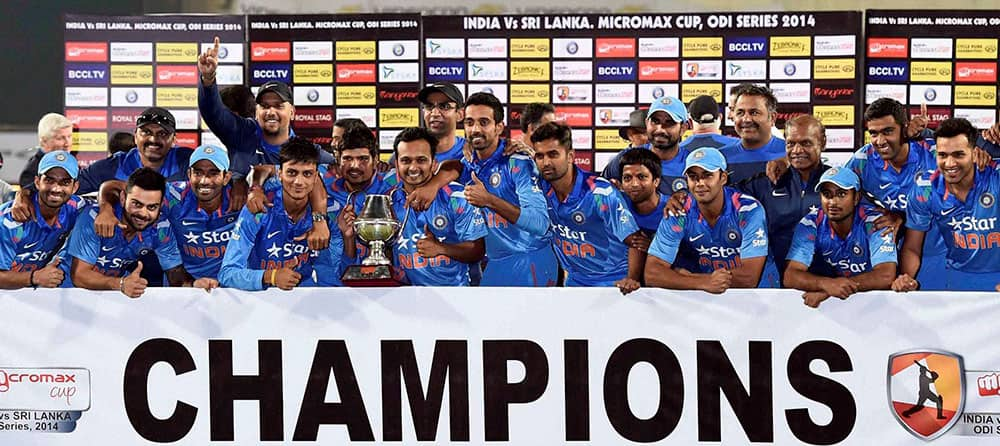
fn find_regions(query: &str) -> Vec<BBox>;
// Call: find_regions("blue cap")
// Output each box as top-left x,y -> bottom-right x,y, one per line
189,144 -> 229,171
38,151 -> 79,179
815,167 -> 860,192
646,96 -> 688,123
684,147 -> 727,174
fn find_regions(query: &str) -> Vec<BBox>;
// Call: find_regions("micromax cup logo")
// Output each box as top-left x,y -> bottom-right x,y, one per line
888,350 -> 966,441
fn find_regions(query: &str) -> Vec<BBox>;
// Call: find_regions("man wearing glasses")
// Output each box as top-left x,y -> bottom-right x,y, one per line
418,82 -> 467,162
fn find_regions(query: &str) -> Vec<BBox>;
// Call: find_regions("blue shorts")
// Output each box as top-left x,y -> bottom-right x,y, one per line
481,246 -> 558,287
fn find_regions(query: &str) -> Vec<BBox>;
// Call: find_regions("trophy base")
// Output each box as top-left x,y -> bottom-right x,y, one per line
341,265 -> 404,287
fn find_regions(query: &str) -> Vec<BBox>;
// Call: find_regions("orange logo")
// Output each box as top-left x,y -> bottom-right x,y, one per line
887,350 -> 965,441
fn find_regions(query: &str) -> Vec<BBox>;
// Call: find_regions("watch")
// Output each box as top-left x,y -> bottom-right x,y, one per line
312,212 -> 328,222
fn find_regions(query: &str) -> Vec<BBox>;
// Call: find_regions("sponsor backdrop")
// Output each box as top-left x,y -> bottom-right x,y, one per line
63,15 -> 245,166
865,10 -> 1000,132
247,14 -> 421,152
422,12 -> 862,171
0,288 -> 998,444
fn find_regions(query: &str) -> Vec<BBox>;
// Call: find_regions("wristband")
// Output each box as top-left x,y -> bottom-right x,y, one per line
119,276 -> 126,293
29,270 -> 37,289
269,269 -> 277,286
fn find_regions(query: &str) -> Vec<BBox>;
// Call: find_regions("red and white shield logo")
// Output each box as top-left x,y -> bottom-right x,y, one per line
887,350 -> 965,441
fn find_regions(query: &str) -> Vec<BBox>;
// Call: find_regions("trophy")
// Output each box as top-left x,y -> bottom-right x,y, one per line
340,194 -> 406,286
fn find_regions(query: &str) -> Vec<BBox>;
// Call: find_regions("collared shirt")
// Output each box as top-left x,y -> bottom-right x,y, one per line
388,183 -> 487,286
219,190 -> 342,290
459,140 -> 551,259
163,181 -> 240,279
648,187 -> 780,287
787,204 -> 897,277
740,164 -> 830,273
66,204 -> 182,277
76,147 -> 193,194
625,192 -> 668,236
0,195 -> 86,287
198,82 -> 334,178
542,167 -> 639,286
907,163 -> 1000,273
720,136 -> 787,185
600,144 -> 690,194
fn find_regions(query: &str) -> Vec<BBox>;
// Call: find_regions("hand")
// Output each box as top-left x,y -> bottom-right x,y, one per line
802,291 -> 831,308
503,138 -> 535,157
416,224 -> 445,258
246,186 -> 272,214
906,102 -> 929,139
32,257 -> 65,288
703,269 -> 732,294
296,218 -> 331,251
892,273 -> 919,292
197,36 -> 220,84
984,121 -> 1000,145
819,277 -> 859,299
614,277 -> 640,295
121,261 -> 148,298
873,209 -> 903,241
973,147 -> 992,171
337,203 -> 356,240
228,181 -> 248,213
663,190 -> 687,217
11,189 -> 32,223
273,258 -> 302,290
464,172 -> 494,208
766,157 -> 789,184
405,182 -> 439,212
375,160 -> 391,173
95,205 -> 126,238
193,277 -> 219,292
626,232 -> 651,253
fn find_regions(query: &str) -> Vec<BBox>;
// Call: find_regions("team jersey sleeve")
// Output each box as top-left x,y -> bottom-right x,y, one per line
75,156 -> 119,195
164,181 -> 187,216
66,207 -> 100,265
152,219 -> 183,271
0,219 -> 17,269
449,186 -> 489,241
313,220 -> 343,286
738,199 -> 770,259
219,208 -> 266,290
866,222 -> 898,267
647,214 -> 683,264
198,82 -> 259,178
843,147 -> 867,180
786,213 -> 819,266
508,155 -> 550,236
596,184 -> 640,242
904,175 -> 933,232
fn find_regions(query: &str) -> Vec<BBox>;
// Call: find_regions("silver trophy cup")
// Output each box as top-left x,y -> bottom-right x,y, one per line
354,194 -> 402,266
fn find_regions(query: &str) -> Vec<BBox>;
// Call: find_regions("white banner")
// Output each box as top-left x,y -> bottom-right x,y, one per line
0,287 -> 997,444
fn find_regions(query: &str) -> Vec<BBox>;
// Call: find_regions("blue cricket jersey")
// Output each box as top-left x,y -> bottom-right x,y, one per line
679,133 -> 739,150
198,82 -> 334,178
600,144 -> 690,194
163,181 -> 240,280
323,170 -> 393,266
720,136 -> 787,185
542,168 -> 639,286
648,187 -> 781,287
787,204 -> 897,277
434,136 -> 467,163
388,183 -> 487,286
625,192 -> 668,236
219,190 -> 342,290
907,164 -> 1000,275
67,204 -> 182,278
0,195 -> 85,287
458,140 -> 551,259
76,147 -> 193,194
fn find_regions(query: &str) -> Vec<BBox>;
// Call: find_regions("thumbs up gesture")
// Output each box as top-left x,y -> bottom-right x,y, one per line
464,171 -> 493,208
198,36 -> 220,85
120,261 -> 148,298
416,224 -> 444,258
273,258 -> 302,290
32,257 -> 65,288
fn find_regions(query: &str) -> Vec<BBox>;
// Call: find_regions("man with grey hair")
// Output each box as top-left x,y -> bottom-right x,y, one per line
19,113 -> 74,188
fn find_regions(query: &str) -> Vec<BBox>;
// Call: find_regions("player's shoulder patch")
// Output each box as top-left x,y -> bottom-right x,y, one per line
856,143 -> 875,159
591,176 -> 615,196
733,192 -> 761,213
914,169 -> 935,186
